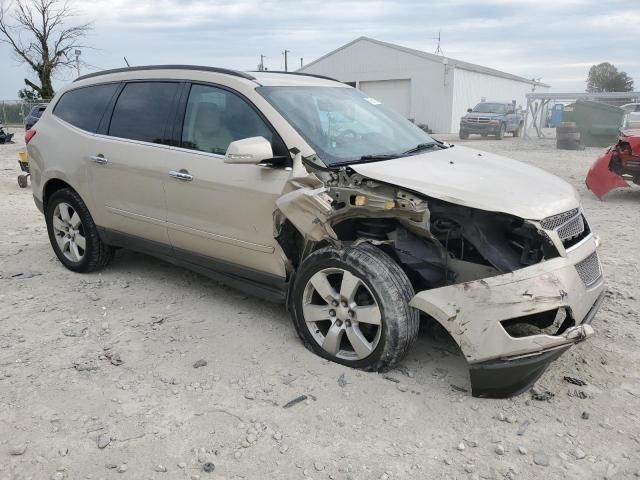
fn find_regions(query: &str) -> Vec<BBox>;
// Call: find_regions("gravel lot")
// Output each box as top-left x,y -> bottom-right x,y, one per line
1,130 -> 639,480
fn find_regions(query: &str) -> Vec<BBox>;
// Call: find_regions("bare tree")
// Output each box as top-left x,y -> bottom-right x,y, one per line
0,0 -> 91,99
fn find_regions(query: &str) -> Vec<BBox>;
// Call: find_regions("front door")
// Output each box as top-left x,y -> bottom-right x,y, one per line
164,83 -> 292,278
88,81 -> 181,251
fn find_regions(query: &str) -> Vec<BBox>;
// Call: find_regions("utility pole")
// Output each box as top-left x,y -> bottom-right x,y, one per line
283,49 -> 290,72
258,54 -> 266,72
300,57 -> 303,69
74,49 -> 82,77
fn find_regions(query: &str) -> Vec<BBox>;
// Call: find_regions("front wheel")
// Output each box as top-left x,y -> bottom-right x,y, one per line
496,123 -> 506,140
513,124 -> 522,137
290,243 -> 419,371
459,129 -> 469,140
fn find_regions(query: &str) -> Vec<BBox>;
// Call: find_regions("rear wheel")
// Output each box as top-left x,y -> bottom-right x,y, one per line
290,243 -> 419,371
46,188 -> 114,273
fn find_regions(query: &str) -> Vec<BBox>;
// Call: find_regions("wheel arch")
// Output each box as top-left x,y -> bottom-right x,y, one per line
43,177 -> 77,210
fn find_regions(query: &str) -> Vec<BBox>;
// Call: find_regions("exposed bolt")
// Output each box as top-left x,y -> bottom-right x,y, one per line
335,320 -> 343,327
331,300 -> 339,307
341,301 -> 348,308
345,320 -> 351,327
348,310 -> 354,317
329,309 -> 336,317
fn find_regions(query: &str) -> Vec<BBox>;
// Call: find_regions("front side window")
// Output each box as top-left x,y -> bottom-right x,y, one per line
53,84 -> 119,133
181,84 -> 279,156
108,82 -> 179,143
257,86 -> 434,166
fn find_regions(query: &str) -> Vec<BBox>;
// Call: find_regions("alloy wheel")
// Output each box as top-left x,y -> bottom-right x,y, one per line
302,268 -> 382,361
52,201 -> 86,262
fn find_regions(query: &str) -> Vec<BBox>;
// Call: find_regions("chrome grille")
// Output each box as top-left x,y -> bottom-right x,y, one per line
466,117 -> 490,124
540,208 -> 586,243
575,251 -> 602,287
557,215 -> 585,241
540,208 -> 580,230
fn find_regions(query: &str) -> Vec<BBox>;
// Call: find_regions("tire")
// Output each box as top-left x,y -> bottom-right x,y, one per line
17,174 -> 28,188
290,243 -> 419,371
459,129 -> 469,140
513,124 -> 522,137
45,188 -> 114,273
496,123 -> 506,140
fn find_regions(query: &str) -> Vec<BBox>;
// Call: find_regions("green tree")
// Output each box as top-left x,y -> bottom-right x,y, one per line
0,0 -> 91,99
18,87 -> 41,101
586,62 -> 634,92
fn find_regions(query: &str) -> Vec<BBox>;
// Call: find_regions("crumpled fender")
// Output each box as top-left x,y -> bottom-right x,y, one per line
276,185 -> 338,243
586,148 -> 629,200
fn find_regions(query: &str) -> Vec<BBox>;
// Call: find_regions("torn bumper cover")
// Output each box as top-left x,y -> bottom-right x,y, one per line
409,235 -> 605,398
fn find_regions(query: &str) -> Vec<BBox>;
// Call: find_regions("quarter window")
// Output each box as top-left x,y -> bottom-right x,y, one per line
109,82 -> 179,143
53,84 -> 119,133
181,84 -> 283,157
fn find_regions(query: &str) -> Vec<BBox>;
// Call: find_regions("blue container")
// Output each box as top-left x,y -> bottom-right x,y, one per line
549,104 -> 564,128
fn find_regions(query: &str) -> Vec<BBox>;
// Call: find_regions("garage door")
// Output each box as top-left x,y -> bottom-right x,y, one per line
359,79 -> 411,118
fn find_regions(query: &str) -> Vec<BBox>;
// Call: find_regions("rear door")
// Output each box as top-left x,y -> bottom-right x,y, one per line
164,82 -> 292,278
88,81 -> 181,252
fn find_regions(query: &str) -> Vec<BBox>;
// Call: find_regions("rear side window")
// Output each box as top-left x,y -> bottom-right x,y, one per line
53,84 -> 119,133
108,82 -> 179,143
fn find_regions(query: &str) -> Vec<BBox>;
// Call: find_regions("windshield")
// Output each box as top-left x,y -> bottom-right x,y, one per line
257,86 -> 435,165
472,103 -> 506,114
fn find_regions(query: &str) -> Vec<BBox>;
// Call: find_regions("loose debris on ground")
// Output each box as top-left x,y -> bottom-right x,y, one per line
1,133 -> 639,478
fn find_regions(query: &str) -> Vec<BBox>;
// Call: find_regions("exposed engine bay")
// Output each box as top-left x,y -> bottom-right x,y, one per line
276,157 -> 603,398
278,166 -> 558,291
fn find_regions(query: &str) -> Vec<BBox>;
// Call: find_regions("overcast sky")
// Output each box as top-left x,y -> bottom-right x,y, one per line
1,0 -> 638,99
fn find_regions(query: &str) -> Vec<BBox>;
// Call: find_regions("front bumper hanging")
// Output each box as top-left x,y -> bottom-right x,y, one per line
409,235 -> 605,398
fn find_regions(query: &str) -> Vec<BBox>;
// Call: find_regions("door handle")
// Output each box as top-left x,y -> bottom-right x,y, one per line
89,154 -> 108,165
168,169 -> 193,181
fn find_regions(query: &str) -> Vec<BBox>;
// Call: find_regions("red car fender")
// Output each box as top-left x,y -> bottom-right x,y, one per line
585,148 -> 629,200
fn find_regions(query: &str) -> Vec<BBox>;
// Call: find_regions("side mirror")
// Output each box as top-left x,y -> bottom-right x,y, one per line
467,108 -> 473,113
225,136 -> 273,164
507,109 -> 515,114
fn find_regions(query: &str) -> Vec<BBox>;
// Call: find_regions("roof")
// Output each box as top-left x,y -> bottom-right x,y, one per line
74,65 -> 344,88
75,65 -> 256,82
251,71 -> 344,87
300,37 -> 550,88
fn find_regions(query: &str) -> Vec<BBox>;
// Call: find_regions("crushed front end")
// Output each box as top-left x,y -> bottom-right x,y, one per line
586,129 -> 640,199
277,160 -> 604,398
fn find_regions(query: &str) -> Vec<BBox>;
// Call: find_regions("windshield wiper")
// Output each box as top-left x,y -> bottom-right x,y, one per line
402,142 -> 439,155
359,153 -> 399,161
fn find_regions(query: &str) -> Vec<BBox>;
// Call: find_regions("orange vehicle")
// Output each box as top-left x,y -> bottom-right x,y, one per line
586,130 -> 640,199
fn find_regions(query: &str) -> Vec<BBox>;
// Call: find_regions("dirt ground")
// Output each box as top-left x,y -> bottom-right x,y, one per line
1,129 -> 639,480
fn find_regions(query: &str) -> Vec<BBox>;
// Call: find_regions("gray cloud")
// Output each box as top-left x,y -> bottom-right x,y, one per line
1,0 -> 638,98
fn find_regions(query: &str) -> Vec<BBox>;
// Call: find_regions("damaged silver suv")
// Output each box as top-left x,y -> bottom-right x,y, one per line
27,66 -> 605,397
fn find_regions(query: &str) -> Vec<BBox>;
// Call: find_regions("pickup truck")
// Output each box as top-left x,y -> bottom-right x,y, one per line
459,101 -> 524,140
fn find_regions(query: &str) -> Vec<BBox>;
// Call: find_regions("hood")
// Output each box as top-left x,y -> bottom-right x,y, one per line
464,112 -> 503,119
350,145 -> 580,220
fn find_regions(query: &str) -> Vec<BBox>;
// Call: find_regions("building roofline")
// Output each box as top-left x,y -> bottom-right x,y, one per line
300,36 -> 550,88
75,65 -> 256,82
250,70 -> 339,82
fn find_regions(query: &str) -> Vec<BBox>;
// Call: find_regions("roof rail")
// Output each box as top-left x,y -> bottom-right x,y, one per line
251,71 -> 339,82
75,65 -> 256,82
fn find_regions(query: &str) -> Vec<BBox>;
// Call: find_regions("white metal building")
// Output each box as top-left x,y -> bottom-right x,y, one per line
298,37 -> 550,133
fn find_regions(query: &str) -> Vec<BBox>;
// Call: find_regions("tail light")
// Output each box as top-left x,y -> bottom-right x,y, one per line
25,129 -> 37,144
